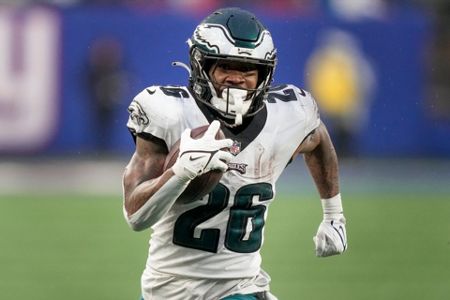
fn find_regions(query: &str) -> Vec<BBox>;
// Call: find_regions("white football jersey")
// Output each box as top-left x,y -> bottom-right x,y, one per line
127,84 -> 320,279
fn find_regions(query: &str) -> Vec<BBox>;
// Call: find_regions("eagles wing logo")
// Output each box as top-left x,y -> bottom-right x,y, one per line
128,100 -> 149,126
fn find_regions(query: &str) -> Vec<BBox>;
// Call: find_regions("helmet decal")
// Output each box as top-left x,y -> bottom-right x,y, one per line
193,24 -> 233,54
192,23 -> 276,60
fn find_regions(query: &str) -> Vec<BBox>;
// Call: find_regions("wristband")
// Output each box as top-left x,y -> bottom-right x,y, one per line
321,193 -> 343,220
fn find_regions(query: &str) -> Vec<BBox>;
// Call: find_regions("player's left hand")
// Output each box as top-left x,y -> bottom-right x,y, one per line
313,215 -> 347,257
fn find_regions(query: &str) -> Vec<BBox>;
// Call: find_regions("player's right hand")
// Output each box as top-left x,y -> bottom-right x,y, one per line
172,120 -> 234,181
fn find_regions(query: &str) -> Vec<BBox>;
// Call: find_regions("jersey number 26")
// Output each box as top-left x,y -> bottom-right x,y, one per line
173,182 -> 273,253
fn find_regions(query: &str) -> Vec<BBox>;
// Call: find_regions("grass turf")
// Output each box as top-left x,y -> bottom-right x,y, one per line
0,193 -> 449,299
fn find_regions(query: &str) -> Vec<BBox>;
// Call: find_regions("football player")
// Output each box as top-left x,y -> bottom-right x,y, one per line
123,7 -> 347,300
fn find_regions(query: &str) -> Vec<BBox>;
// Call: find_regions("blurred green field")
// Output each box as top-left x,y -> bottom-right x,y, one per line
1,193 -> 449,299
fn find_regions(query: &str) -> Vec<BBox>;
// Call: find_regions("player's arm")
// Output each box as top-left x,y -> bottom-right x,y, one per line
295,122 -> 348,257
122,121 -> 233,231
122,135 -> 189,231
296,122 -> 339,198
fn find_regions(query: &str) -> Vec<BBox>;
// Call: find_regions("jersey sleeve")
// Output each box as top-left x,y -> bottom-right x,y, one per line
126,86 -> 183,147
295,86 -> 321,136
297,88 -> 321,135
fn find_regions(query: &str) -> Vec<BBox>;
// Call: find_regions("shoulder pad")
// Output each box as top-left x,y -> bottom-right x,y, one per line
127,85 -> 189,140
267,84 -> 308,103
267,84 -> 320,133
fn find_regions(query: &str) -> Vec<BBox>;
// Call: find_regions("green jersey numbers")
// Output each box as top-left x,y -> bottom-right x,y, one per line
267,84 -> 306,103
225,183 -> 273,253
160,86 -> 190,98
172,183 -> 229,253
173,182 -> 274,253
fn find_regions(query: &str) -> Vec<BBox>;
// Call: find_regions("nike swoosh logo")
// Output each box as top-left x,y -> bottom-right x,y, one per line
189,155 -> 203,161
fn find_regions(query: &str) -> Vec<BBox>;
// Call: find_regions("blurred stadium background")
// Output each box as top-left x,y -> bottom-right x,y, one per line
0,0 -> 449,299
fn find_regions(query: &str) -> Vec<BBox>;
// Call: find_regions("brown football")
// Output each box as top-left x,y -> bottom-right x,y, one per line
164,125 -> 226,203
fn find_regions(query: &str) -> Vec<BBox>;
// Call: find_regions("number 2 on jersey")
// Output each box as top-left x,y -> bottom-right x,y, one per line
173,182 -> 273,253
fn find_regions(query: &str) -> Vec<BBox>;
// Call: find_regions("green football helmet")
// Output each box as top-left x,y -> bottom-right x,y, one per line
187,7 -> 277,126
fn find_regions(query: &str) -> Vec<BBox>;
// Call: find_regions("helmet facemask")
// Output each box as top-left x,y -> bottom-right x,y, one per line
189,48 -> 275,127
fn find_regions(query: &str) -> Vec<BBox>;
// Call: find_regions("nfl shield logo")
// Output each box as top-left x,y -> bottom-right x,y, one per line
230,140 -> 241,156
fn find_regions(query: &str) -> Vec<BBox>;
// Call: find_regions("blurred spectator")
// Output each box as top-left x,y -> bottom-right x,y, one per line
220,0 -> 316,15
0,0 -> 81,6
166,0 -> 219,14
322,0 -> 388,20
121,0 -> 316,15
305,29 -> 376,157
86,37 -> 129,153
81,0 -> 123,5
424,1 -> 450,120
